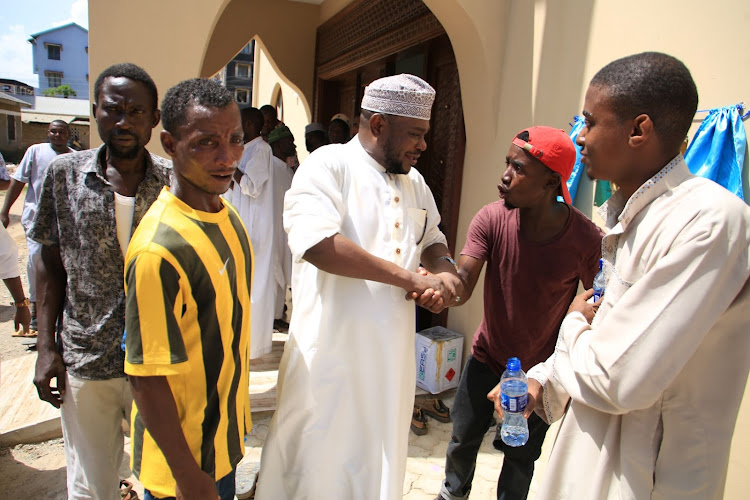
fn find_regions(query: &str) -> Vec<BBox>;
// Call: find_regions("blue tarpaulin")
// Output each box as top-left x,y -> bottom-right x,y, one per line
684,104 -> 748,200
566,116 -> 586,203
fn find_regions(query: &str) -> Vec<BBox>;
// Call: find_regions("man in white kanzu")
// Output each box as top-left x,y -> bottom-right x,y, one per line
256,74 -> 462,500
223,106 -> 275,358
514,52 -> 750,499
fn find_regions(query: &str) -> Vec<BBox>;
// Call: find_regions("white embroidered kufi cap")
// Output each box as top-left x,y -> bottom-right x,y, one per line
361,74 -> 435,120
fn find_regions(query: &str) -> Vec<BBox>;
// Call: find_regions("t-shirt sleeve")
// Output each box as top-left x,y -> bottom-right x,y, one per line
283,151 -> 346,263
460,205 -> 492,261
124,251 -> 189,377
12,147 -> 33,183
27,162 -> 59,246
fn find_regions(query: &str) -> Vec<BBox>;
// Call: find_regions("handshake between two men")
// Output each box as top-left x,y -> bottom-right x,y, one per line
406,261 -> 464,314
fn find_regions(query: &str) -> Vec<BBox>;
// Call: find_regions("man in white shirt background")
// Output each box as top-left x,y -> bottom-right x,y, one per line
1,120 -> 73,335
224,106 -> 276,358
267,125 -> 297,330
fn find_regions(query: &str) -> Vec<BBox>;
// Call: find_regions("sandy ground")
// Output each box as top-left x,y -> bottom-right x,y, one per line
0,180 -> 77,499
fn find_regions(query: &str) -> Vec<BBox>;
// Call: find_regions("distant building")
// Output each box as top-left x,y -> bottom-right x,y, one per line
28,22 -> 89,100
214,41 -> 254,105
0,79 -> 35,106
0,92 -> 32,161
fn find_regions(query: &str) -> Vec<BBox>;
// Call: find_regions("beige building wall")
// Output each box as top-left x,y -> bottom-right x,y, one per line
252,40 -> 312,163
90,0 -> 749,493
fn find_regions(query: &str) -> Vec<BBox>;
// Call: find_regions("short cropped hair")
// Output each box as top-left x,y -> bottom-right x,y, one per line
591,52 -> 698,152
49,119 -> 70,130
259,104 -> 276,116
94,63 -> 158,111
161,78 -> 235,135
241,106 -> 264,132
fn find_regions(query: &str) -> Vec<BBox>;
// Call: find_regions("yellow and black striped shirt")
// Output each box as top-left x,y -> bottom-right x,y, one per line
124,187 -> 253,498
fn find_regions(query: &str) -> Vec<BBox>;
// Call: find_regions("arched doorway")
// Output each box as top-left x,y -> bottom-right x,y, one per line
313,0 -> 465,329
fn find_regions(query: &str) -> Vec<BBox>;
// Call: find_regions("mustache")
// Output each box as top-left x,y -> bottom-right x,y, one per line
109,130 -> 137,139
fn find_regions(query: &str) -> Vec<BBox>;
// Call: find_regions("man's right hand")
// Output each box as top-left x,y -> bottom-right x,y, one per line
176,470 -> 220,500
405,271 -> 448,313
0,211 -> 9,228
34,348 -> 66,408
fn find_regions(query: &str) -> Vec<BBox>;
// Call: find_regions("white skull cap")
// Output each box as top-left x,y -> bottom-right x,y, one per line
361,74 -> 435,120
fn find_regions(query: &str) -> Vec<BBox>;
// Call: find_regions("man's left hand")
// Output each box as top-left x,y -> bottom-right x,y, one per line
488,377 -> 542,419
567,289 -> 600,324
14,303 -> 31,334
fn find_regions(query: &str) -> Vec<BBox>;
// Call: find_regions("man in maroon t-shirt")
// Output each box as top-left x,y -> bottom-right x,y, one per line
435,127 -> 603,500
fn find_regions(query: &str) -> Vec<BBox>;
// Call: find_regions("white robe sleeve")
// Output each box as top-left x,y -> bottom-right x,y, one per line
418,180 -> 448,251
0,223 -> 19,279
283,153 -> 346,263
552,209 -> 750,415
237,144 -> 272,199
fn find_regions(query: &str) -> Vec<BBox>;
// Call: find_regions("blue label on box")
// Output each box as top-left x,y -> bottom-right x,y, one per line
418,346 -> 428,381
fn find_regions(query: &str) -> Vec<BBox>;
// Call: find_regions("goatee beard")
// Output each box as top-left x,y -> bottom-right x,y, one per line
385,163 -> 407,174
108,143 -> 141,159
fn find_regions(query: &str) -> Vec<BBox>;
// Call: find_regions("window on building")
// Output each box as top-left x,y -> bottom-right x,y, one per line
235,88 -> 249,104
47,44 -> 61,60
47,71 -> 63,88
236,63 -> 251,78
240,43 -> 252,55
7,115 -> 16,142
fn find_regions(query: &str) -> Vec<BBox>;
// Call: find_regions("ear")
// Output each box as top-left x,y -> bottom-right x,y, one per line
152,109 -> 161,128
161,129 -> 176,157
629,114 -> 652,148
369,113 -> 386,138
546,171 -> 563,195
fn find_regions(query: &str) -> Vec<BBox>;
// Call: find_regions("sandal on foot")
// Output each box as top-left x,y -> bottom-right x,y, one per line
410,407 -> 429,435
235,460 -> 260,499
415,398 -> 451,423
119,480 -> 139,500
12,328 -> 36,338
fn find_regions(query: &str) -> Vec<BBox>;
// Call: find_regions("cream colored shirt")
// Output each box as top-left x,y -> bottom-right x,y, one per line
528,155 -> 750,499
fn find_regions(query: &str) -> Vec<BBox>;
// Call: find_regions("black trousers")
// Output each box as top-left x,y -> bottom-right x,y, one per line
442,355 -> 549,500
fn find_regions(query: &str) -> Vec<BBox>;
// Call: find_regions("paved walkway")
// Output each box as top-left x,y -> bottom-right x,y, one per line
239,391 -> 559,499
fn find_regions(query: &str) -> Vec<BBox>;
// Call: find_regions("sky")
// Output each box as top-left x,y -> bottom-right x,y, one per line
1,0 -> 88,87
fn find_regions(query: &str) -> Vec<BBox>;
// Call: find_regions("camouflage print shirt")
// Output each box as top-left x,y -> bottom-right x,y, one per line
28,145 -> 172,380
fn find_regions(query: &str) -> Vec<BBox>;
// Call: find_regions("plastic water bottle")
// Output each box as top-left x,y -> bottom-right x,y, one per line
500,357 -> 529,447
593,259 -> 605,303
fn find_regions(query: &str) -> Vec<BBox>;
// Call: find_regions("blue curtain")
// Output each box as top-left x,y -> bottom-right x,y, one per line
566,116 -> 586,203
684,105 -> 747,200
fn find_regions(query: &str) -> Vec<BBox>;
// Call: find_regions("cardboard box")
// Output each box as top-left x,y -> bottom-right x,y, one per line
415,326 -> 463,394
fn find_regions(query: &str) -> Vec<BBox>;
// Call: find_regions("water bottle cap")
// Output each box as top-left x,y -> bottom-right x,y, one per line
599,258 -> 603,270
507,357 -> 521,371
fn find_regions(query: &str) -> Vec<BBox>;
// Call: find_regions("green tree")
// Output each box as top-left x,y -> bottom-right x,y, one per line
42,84 -> 77,98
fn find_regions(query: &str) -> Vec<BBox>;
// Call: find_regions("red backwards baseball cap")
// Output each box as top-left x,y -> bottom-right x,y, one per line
511,126 -> 576,204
